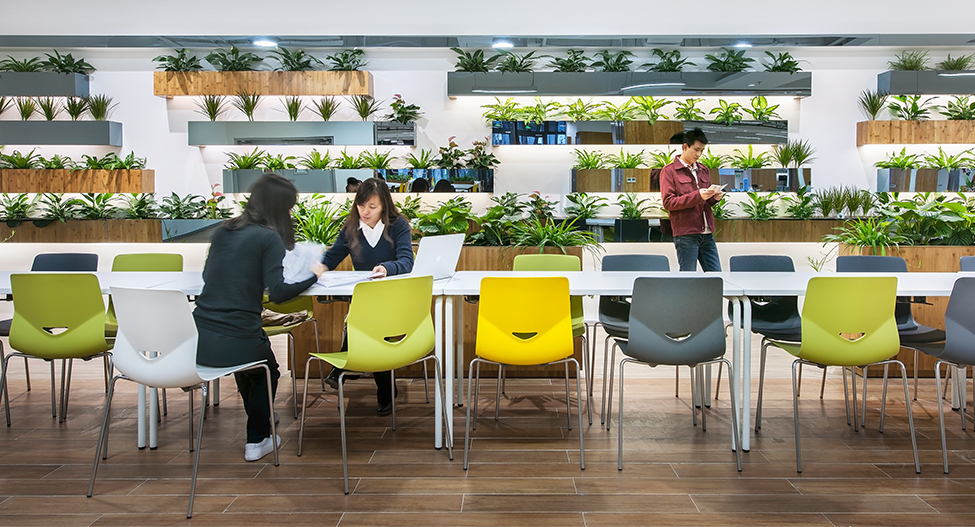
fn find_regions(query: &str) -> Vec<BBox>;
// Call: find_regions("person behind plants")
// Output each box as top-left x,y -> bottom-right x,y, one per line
660,127 -> 723,271
345,177 -> 361,193
194,173 -> 326,462
433,179 -> 455,192
320,177 -> 414,415
409,178 -> 429,192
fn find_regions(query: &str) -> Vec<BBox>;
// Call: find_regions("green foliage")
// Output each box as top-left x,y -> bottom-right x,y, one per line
152,49 -> 203,72
467,192 -> 525,247
698,149 -> 729,170
888,94 -> 938,121
857,90 -> 889,120
335,149 -> 364,169
740,191 -> 779,220
643,49 -> 694,72
936,53 -> 974,71
283,96 -> 303,121
195,95 -> 228,121
16,97 -> 37,121
413,196 -> 473,237
326,49 -> 366,71
772,142 -> 793,168
42,50 -> 94,74
269,47 -> 323,71
510,216 -> 600,254
564,192 -> 608,220
673,98 -> 706,121
358,150 -> 394,170
742,96 -> 780,122
40,193 -> 81,222
159,192 -> 205,219
0,149 -> 42,169
495,50 -> 547,73
923,147 -> 973,170
527,192 -> 557,221
844,188 -> 876,217
519,97 -> 560,125
450,48 -> 502,72
435,137 -> 465,169
205,46 -> 262,71
384,93 -> 422,124
888,50 -> 929,71
86,94 -> 116,121
396,195 -> 424,220
262,153 -> 296,171
572,149 -> 607,169
77,193 -> 119,219
813,186 -> 844,217
646,149 -> 676,169
606,149 -> 646,169
876,193 -> 975,245
591,50 -> 635,72
39,154 -> 75,169
874,148 -> 921,169
78,152 -> 147,170
559,99 -> 604,121
548,50 -> 590,72
0,55 -> 43,72
762,51 -> 803,73
709,100 -> 742,126
120,193 -> 158,219
298,149 -> 332,170
631,96 -> 672,124
705,48 -> 754,72
350,95 -> 383,121
730,145 -> 771,169
293,197 -> 345,245
232,91 -> 262,121
617,192 -> 652,220
224,148 -> 267,170
940,96 -> 975,120
823,217 -> 908,256
712,196 -> 733,220
0,96 -> 11,118
595,99 -> 639,121
405,149 -> 435,169
310,96 -> 340,121
790,139 -> 817,167
481,97 -> 522,122
0,193 -> 35,220
465,139 -> 499,170
63,97 -> 87,121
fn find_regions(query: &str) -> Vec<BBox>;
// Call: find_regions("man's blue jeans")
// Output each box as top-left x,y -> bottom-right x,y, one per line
674,234 -> 721,272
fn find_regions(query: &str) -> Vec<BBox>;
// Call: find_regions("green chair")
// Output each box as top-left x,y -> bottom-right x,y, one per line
262,296 -> 320,419
1,274 -> 112,426
510,254 -> 592,423
766,276 -> 920,474
297,275 -> 452,494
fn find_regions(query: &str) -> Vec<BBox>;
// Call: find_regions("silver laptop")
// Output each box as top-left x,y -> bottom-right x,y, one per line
410,233 -> 465,280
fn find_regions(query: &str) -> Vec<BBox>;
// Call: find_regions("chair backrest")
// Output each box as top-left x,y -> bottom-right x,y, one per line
624,277 -> 726,366
112,253 -> 183,272
598,254 -> 670,327
942,277 -> 975,363
512,254 -> 584,333
960,256 -> 975,272
798,276 -> 900,366
476,276 -> 574,366
31,253 -> 98,271
344,276 -> 436,372
836,255 -> 915,329
263,295 -> 313,316
729,255 -> 799,324
9,273 -> 110,359
109,287 -> 204,388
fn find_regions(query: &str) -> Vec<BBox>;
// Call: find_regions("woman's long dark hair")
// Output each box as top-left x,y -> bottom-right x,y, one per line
342,177 -> 402,254
225,173 -> 298,249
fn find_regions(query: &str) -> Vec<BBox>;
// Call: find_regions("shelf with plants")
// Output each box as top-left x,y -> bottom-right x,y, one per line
873,147 -> 974,192
877,50 -> 975,95
0,150 -> 153,193
0,51 -> 93,97
0,90 -> 123,146
151,47 -> 373,97
447,48 -> 811,97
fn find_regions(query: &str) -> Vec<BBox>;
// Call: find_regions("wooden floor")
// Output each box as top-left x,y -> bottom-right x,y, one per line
3,336 -> 975,527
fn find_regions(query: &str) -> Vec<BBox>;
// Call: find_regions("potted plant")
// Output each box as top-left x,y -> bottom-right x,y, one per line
922,147 -> 974,192
614,192 -> 652,242
571,149 -> 611,192
729,145 -> 773,191
646,148 -> 676,192
607,149 -> 650,193
459,139 -> 498,192
0,150 -> 153,194
564,192 -> 608,230
875,148 -> 921,192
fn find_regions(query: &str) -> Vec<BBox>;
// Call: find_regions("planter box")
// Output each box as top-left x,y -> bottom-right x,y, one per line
0,120 -> 123,146
875,168 -> 954,192
161,219 -> 225,242
856,120 -> 975,145
0,72 -> 89,97
188,121 -> 378,146
491,120 -> 569,145
0,219 -> 162,243
878,70 -> 975,95
492,118 -> 788,145
153,70 -> 373,97
572,168 -> 613,192
223,169 -> 336,193
0,169 -> 153,193
615,168 -> 653,193
713,219 -> 846,243
614,218 -> 650,242
620,120 -> 684,145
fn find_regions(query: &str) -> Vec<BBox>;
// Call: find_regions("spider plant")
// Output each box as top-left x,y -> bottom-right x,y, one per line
790,139 -> 817,168
935,53 -> 974,71
740,191 -> 780,220
481,97 -> 522,122
0,149 -> 42,169
631,96 -> 673,124
405,149 -> 435,169
283,96 -> 303,121
39,154 -> 76,170
495,50 -> 547,73
450,47 -> 502,72
564,192 -> 608,219
39,193 -> 81,222
63,97 -> 88,121
548,49 -> 590,72
269,47 -> 323,71
86,94 -> 117,120
762,51 -> 803,73
595,99 -> 639,121
0,193 -> 35,221
857,90 -> 889,120
705,48 -> 754,72
298,150 -> 332,170
350,95 -> 383,121
709,100 -> 743,126
699,149 -> 729,170
358,150 -> 395,170
730,145 -> 772,169
0,96 -> 11,118
742,95 -> 780,122
511,216 -> 601,254
41,50 -> 95,74
224,148 -> 267,170
559,99 -> 604,121
606,149 -> 647,169
194,95 -> 228,121
384,94 -> 422,124
940,95 -> 975,120
16,97 -> 37,121
37,97 -> 62,121
120,193 -> 158,219
888,94 -> 938,121
77,193 -> 119,219
152,49 -> 202,72
310,96 -> 340,121
617,192 -> 652,219
888,50 -> 929,71
772,141 -> 793,168
205,46 -> 262,71
647,149 -> 676,169
783,186 -> 816,220
519,97 -> 560,125
232,91 -> 262,121
874,148 -> 921,169
673,98 -> 706,121
591,50 -> 635,72
0,56 -> 43,72
335,149 -> 364,169
326,49 -> 366,71
822,217 -> 907,256
572,149 -> 607,169
923,147 -> 973,170
642,49 -> 694,72
159,192 -> 205,219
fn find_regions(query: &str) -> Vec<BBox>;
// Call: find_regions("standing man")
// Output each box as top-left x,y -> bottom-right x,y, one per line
660,127 -> 723,271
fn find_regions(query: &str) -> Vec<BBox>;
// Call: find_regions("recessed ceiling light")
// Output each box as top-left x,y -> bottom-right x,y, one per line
734,42 -> 752,48
252,38 -> 278,48
492,39 -> 514,49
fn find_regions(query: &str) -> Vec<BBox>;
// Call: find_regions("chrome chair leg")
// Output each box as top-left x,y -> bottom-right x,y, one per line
618,358 -> 632,471
792,360 -> 803,473
843,367 -> 851,425
87,375 -> 121,498
1,353 -> 11,426
820,367 -> 827,399
472,361 -> 482,431
935,360 -> 950,473
494,364 -> 502,422
605,341 -> 619,431
464,358 -> 482,470
187,384 -> 208,518
893,360 -> 920,474
755,343 -> 769,432
564,362 -> 572,430
297,356 -> 315,457
422,358 -> 430,404
600,335 -> 613,424
880,363 -> 890,433
23,356 -> 30,392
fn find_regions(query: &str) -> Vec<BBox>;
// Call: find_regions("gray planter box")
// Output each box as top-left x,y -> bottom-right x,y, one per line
189,121 -> 415,146
0,120 -> 122,146
161,219 -> 225,242
0,72 -> 89,97
878,70 -> 975,95
491,119 -> 787,145
223,169 -> 337,193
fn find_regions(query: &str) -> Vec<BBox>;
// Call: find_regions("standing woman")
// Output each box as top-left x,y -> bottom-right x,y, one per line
195,173 -> 325,462
322,177 -> 414,414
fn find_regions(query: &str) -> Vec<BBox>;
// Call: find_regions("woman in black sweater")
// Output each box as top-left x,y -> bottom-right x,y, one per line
322,178 -> 414,414
195,174 -> 325,462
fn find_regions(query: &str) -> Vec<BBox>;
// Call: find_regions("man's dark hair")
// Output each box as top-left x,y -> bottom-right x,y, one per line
683,127 -> 708,147
669,132 -> 685,145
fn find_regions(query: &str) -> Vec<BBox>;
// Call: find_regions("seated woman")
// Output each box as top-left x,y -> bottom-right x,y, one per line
409,178 -> 430,193
433,179 -> 455,192
321,178 -> 414,415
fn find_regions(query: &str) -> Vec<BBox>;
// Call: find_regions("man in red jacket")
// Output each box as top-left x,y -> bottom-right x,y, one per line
660,128 -> 723,271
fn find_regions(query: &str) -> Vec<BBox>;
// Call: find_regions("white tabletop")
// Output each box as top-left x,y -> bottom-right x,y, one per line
720,271 -> 965,297
443,271 -> 745,296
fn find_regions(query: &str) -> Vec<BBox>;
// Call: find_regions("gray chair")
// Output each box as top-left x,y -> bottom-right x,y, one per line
960,256 -> 975,271
911,277 -> 975,473
613,276 -> 741,471
596,254 -> 670,426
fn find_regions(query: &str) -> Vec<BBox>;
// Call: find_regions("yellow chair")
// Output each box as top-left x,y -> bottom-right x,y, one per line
464,276 -> 584,470
261,296 -> 320,419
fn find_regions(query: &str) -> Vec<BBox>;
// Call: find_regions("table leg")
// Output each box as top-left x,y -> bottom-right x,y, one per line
434,296 -> 444,449
137,384 -> 146,449
456,297 -> 464,408
741,297 -> 752,452
445,295 -> 455,413
149,386 -> 158,449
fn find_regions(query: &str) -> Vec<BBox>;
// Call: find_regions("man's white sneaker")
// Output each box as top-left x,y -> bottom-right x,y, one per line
244,435 -> 280,462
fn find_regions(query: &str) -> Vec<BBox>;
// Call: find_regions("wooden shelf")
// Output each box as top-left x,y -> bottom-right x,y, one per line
856,120 -> 975,145
0,169 -> 154,193
153,71 -> 374,97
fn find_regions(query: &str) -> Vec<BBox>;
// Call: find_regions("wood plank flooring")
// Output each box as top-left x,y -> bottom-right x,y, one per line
2,335 -> 975,526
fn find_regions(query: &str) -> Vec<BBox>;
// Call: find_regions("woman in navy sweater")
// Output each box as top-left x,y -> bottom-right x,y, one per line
322,177 -> 414,414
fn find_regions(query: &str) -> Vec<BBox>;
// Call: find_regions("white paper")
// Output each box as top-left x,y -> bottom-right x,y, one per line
316,271 -> 377,288
282,242 -> 324,284
708,184 -> 727,192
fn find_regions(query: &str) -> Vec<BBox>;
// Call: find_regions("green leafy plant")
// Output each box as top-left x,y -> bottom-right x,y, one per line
762,51 -> 803,73
742,95 -> 780,122
617,192 -> 652,219
40,193 -> 81,222
874,148 -> 921,169
790,139 -> 817,168
16,97 -> 37,121
843,188 -> 876,217
63,97 -> 87,121
888,50 -> 929,71
269,47 -> 323,71
559,99 -> 604,121
468,196 -> 523,247
646,149 -> 676,169
310,96 -> 340,121
0,149 -> 42,169
465,139 -> 499,170
510,216 -> 600,254
435,137 -> 465,169
481,97 -> 521,122
224,148 -> 268,170
0,96 -> 11,118
39,154 -> 75,169
326,49 -> 366,71
564,192 -> 608,219
450,47 -> 502,72
159,192 -> 206,219
699,149 -> 729,170
86,94 -> 116,120
204,185 -> 233,219
519,97 -> 560,125
888,94 -> 938,121
527,192 -> 557,221
0,55 -> 43,72
120,193 -> 158,219
709,100 -> 743,126
572,149 -> 607,169
705,48 -> 754,72
643,49 -> 694,72
673,98 -> 706,121
712,195 -> 733,220
283,96 -> 303,121
772,141 -> 793,168
298,150 -> 332,170
107,152 -> 147,170
936,53 -> 974,71
152,49 -> 202,72
857,90 -> 889,120
350,95 -> 383,121
405,149 -> 435,169
77,193 -> 118,219
396,195 -> 424,219
812,186 -> 844,217
42,50 -> 94,74
740,191 -> 779,220
631,96 -> 672,124
413,196 -> 473,237
495,50 -> 547,73
261,153 -> 296,171
607,149 -> 646,169
548,49 -> 590,72
940,95 -> 975,120
358,150 -> 394,170
205,46 -> 262,71
293,198 -> 345,245
595,99 -> 639,121
923,147 -> 973,170
0,193 -> 35,221
195,95 -> 228,121
823,217 -> 908,256
877,193 -> 974,245
232,91 -> 262,121
335,149 -> 364,169
591,50 -> 635,72
384,93 -> 422,124
730,145 -> 771,169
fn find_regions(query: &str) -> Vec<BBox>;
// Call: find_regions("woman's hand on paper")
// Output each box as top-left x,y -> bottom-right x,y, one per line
310,262 -> 327,278
370,265 -> 388,279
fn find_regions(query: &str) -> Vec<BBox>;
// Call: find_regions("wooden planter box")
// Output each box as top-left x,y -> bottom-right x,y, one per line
0,169 -> 154,193
153,70 -> 374,97
713,219 -> 845,243
0,219 -> 162,243
572,169 -> 613,192
621,120 -> 685,145
856,120 -> 975,145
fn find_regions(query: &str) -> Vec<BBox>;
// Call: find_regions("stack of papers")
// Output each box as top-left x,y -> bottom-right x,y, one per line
317,271 -> 378,288
282,242 -> 324,284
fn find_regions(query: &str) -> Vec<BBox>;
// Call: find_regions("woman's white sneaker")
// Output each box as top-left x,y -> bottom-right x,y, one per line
244,435 -> 280,462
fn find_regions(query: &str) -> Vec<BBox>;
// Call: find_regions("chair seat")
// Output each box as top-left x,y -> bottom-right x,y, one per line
899,324 -> 945,344
263,322 -> 306,337
309,352 -> 350,370
757,328 -> 802,342
196,360 -> 267,384
602,321 -> 628,338
614,338 -> 724,367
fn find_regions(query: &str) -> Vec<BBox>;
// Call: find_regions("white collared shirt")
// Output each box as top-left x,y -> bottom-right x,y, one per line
359,219 -> 385,248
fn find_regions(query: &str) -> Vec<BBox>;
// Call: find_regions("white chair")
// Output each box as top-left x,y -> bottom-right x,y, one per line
87,287 -> 279,519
